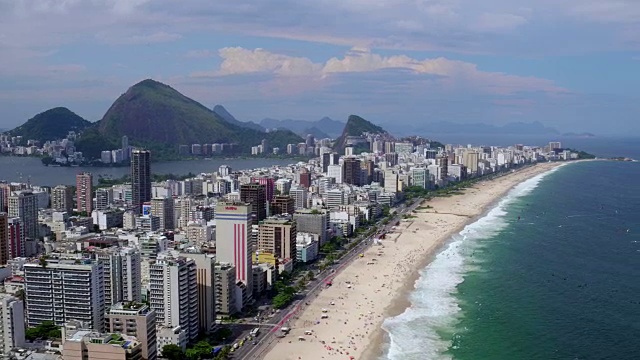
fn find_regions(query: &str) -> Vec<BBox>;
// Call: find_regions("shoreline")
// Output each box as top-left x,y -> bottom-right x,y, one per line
362,162 -> 571,359
262,161 -> 571,360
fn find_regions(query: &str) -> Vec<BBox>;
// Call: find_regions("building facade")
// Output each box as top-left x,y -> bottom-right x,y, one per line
76,173 -> 94,214
270,195 -> 295,216
106,302 -> 157,360
182,253 -> 216,334
94,247 -> 142,306
131,150 -> 152,214
215,202 -> 253,297
52,185 -> 74,213
150,197 -> 175,231
149,254 -> 198,346
8,191 -> 38,240
7,218 -> 24,259
0,294 -> 25,355
214,264 -> 237,316
293,209 -> 329,245
24,260 -> 105,332
0,213 -> 7,265
258,217 -> 297,262
240,183 -> 267,222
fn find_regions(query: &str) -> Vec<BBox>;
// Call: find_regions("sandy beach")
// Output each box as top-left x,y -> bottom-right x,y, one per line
262,162 -> 564,360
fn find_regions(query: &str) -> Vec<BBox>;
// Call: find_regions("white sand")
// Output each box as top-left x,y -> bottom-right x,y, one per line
262,162 -> 564,360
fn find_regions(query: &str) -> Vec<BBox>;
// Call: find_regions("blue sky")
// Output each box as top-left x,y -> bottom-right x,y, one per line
1,0 -> 639,135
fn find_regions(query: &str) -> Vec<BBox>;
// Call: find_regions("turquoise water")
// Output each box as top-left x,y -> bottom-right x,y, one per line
382,161 -> 640,360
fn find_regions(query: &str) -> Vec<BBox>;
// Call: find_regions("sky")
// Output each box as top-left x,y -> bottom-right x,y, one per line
1,0 -> 639,135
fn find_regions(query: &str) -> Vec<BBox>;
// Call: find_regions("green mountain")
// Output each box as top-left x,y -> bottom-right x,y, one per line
8,107 -> 92,143
94,79 -> 302,155
333,115 -> 388,152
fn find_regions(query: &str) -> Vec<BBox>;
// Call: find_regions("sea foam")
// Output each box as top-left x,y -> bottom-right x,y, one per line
380,165 -> 564,360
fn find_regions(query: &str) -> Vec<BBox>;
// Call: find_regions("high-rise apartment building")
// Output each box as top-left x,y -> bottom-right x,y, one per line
297,170 -> 311,188
411,168 -> 429,189
327,164 -> 343,184
289,186 -> 308,210
258,217 -> 297,262
218,165 -> 231,177
106,302 -> 157,360
149,254 -> 198,346
463,151 -> 479,175
52,185 -> 74,213
24,260 -> 105,331
384,170 -> 399,194
436,155 -> 449,180
131,149 -> 152,214
150,197 -> 175,230
395,142 -> 414,154
240,183 -> 266,222
8,190 -> 38,239
95,188 -> 113,211
293,209 -> 329,245
182,253 -> 216,334
251,177 -> 275,202
76,173 -> 94,214
343,157 -> 362,186
321,152 -> 332,173
549,142 -> 562,150
0,294 -> 25,355
326,189 -> 345,209
270,195 -> 295,216
7,218 -> 24,259
0,186 -> 6,212
214,264 -> 237,315
93,247 -> 141,306
215,202 -> 253,296
0,214 -> 7,265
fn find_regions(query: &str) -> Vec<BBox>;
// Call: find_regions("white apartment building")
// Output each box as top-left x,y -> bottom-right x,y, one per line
93,247 -> 142,306
8,190 -> 39,239
327,164 -> 343,184
290,186 -> 308,210
149,253 -> 198,347
0,294 -> 25,355
24,260 -> 105,332
326,189 -> 345,209
215,202 -> 253,297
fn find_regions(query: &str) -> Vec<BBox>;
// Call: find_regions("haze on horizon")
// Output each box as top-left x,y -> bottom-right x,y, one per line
1,0 -> 639,136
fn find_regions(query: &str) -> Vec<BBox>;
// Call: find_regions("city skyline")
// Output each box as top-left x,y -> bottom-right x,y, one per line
1,1 -> 639,135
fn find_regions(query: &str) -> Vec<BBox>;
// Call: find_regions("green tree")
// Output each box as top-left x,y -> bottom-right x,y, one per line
306,271 -> 315,281
186,348 -> 200,360
162,344 -> 184,360
25,321 -> 61,340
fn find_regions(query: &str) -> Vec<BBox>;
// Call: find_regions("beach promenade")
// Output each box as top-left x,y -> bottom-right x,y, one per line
261,161 -> 564,360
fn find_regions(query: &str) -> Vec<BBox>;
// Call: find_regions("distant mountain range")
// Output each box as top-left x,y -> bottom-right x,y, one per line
6,79 -> 304,159
383,120 -> 561,136
260,117 -> 345,138
212,105 -> 265,132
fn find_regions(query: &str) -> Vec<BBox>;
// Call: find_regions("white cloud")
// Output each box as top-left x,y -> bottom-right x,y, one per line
192,47 -> 566,96
192,47 -> 323,77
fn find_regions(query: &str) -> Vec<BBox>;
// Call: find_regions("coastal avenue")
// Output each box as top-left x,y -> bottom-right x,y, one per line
235,201 -> 419,360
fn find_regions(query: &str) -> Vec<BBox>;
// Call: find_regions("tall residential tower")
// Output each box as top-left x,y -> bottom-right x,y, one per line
131,149 -> 152,214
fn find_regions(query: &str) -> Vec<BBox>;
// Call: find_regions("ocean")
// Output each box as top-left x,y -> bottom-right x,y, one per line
381,160 -> 640,360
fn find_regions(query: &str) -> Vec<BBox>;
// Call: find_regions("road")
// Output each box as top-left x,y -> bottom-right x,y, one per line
236,201 -> 420,360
